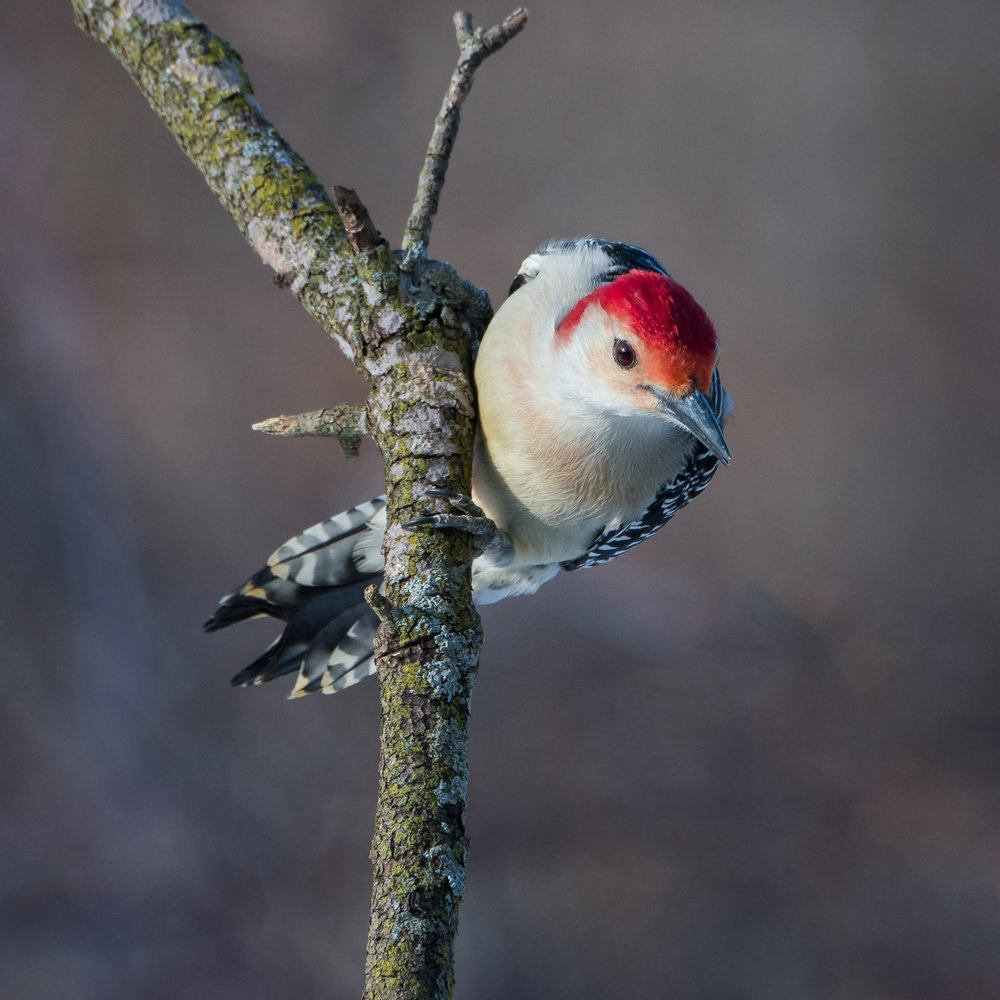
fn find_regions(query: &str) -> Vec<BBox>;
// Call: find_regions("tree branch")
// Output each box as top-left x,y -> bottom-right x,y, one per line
252,404 -> 367,458
401,7 -> 528,262
76,0 -> 405,372
72,4 -> 521,998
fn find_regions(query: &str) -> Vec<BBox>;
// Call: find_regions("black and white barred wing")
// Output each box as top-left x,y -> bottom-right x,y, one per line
561,369 -> 729,572
205,496 -> 386,697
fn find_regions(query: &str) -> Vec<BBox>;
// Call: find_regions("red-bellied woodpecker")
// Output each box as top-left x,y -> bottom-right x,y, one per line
205,239 -> 732,696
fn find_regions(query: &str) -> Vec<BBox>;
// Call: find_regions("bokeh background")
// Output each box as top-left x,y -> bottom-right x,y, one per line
2,1 -> 999,997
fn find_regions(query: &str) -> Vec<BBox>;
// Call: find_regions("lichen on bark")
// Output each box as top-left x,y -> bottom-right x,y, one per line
71,2 -> 520,997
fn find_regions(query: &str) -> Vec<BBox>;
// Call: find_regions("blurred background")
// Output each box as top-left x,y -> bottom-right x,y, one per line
2,1 -> 999,997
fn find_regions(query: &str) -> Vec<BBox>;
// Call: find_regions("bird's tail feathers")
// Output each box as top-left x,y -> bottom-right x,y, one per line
209,497 -> 387,697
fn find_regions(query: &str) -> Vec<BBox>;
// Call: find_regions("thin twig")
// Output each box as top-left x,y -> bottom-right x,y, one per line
252,404 -> 366,457
401,7 -> 528,263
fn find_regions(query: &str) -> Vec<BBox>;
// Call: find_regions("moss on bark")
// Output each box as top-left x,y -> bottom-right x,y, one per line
72,3 -> 499,997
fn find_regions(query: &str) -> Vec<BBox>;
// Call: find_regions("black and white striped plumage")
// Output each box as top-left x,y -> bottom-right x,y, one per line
204,499 -> 384,696
208,239 -> 731,696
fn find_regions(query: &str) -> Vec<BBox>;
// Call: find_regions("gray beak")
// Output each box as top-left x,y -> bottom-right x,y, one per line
655,389 -> 731,465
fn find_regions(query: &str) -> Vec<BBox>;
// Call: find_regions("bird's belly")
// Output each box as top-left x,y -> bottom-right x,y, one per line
473,418 -> 694,565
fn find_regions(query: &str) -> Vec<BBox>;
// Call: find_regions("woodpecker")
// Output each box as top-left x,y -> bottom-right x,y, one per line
205,239 -> 732,696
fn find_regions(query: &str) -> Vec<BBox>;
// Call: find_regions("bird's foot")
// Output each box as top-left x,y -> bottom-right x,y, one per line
403,489 -> 500,558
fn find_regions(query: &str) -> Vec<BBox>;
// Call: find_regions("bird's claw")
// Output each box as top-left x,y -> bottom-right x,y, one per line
403,489 -> 499,558
422,488 -> 486,518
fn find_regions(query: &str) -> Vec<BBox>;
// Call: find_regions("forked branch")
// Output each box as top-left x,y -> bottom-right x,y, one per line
71,4 -> 525,999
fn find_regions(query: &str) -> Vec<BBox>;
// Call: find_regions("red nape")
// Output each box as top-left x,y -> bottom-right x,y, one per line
558,270 -> 717,358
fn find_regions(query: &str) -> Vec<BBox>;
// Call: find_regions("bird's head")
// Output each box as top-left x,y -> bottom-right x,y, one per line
518,242 -> 730,465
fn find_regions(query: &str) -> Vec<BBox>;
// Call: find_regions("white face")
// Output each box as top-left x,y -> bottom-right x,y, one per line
551,304 -> 677,420
480,240 -> 717,435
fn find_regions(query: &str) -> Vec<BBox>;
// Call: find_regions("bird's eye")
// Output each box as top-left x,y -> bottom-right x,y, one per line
614,339 -> 637,368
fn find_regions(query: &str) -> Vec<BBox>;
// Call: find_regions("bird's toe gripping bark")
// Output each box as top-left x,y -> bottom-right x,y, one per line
403,489 -> 499,558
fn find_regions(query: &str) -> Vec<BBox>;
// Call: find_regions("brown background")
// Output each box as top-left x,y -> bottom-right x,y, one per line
2,1 -> 999,997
